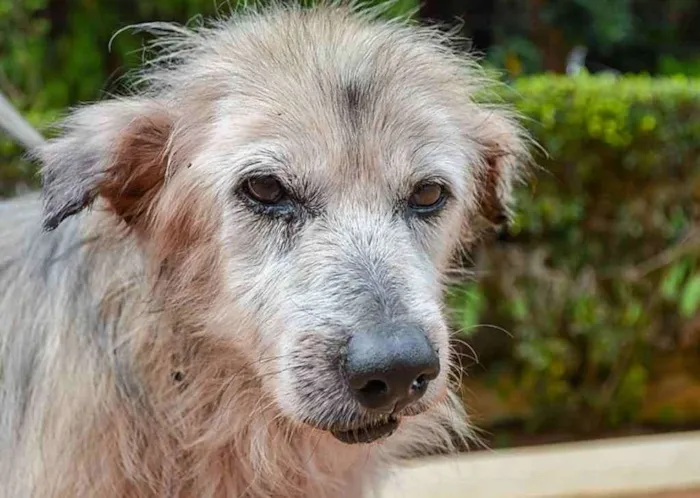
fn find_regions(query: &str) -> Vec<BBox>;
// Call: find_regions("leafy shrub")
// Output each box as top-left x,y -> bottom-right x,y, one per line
453,73 -> 700,434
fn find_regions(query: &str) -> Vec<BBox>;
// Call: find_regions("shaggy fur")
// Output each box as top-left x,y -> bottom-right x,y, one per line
0,2 -> 529,497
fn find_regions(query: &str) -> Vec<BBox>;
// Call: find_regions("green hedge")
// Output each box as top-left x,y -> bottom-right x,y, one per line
451,73 -> 700,436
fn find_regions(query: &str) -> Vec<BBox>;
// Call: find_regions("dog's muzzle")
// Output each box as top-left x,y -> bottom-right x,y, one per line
327,323 -> 439,444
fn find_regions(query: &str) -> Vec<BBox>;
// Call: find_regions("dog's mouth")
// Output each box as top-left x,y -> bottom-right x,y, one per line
329,414 -> 400,444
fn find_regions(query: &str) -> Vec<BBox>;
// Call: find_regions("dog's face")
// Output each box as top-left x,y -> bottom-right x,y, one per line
211,79 -> 471,442
36,6 -> 526,444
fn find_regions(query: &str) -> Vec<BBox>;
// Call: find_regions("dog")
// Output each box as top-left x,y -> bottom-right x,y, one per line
0,2 -> 529,497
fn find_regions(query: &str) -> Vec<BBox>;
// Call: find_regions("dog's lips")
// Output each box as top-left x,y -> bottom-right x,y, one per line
329,415 -> 400,444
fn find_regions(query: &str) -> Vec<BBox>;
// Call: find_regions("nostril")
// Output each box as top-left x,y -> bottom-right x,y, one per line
411,374 -> 428,393
359,379 -> 389,397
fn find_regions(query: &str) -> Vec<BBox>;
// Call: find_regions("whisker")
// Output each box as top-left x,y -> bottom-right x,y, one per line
453,322 -> 514,339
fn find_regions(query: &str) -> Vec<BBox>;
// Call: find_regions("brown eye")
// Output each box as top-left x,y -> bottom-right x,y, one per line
245,176 -> 285,204
408,182 -> 446,212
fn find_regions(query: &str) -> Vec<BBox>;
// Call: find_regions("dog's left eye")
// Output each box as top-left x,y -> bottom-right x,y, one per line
408,182 -> 446,213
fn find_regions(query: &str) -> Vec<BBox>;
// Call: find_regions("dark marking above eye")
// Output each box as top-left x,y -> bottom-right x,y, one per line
342,79 -> 370,127
345,81 -> 363,113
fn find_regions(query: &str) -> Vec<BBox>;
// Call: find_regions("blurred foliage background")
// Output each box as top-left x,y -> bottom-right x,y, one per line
1,0 -> 699,448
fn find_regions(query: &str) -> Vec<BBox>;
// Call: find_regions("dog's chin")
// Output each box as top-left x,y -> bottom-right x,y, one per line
291,393 -> 440,445
312,400 -> 435,445
329,414 -> 401,445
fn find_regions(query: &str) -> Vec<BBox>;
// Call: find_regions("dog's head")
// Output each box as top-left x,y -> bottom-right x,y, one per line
35,5 -> 528,445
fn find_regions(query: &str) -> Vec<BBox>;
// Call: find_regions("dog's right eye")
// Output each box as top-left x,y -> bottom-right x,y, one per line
244,176 -> 286,205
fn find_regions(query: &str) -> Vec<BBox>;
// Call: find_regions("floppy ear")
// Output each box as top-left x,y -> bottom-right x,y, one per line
471,108 -> 530,233
34,99 -> 175,231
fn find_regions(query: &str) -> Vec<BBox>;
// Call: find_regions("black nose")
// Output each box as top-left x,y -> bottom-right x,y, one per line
343,324 -> 440,413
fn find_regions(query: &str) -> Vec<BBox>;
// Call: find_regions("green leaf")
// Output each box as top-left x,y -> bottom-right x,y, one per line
680,274 -> 700,317
661,260 -> 689,301
456,287 -> 486,334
